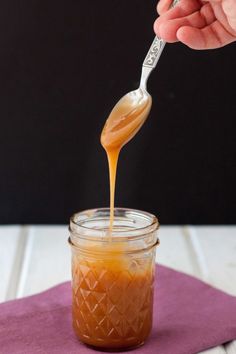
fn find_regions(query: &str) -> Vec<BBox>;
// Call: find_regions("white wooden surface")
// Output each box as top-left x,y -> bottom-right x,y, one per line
1,225 -> 236,354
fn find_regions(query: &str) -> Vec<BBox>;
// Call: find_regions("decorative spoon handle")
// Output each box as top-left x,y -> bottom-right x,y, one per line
143,36 -> 166,69
140,0 -> 179,90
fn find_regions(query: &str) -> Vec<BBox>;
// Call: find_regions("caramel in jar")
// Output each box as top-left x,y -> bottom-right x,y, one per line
69,209 -> 159,350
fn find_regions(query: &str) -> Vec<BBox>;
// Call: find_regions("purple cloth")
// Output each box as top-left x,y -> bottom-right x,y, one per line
0,265 -> 236,354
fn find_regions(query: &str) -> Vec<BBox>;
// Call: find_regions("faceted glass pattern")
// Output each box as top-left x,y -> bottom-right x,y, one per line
72,249 -> 156,349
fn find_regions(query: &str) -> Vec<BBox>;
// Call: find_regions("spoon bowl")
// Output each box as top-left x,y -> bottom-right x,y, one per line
101,88 -> 152,150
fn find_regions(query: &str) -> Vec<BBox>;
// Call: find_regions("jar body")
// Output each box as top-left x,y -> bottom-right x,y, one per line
69,208 -> 159,350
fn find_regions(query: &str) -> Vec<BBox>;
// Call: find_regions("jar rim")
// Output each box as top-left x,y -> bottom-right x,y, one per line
69,207 -> 159,242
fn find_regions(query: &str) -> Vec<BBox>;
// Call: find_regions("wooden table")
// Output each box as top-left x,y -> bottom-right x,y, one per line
1,225 -> 236,354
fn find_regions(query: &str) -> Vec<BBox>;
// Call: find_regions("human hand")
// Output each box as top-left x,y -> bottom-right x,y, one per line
154,0 -> 236,49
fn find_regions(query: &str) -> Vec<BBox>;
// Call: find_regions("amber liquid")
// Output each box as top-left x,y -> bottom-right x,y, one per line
101,92 -> 152,232
72,244 -> 154,349
106,148 -> 120,230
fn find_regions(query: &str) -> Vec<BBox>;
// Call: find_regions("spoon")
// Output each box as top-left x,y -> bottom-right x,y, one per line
101,0 -> 178,150
101,36 -> 166,150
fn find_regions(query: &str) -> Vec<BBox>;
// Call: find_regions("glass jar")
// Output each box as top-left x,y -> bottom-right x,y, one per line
69,208 -> 159,350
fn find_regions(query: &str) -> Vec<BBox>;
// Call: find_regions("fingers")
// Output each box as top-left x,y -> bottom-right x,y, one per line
154,0 -> 201,42
154,0 -> 202,42
161,0 -> 201,20
155,3 -> 215,42
157,0 -> 173,15
154,0 -> 236,49
177,21 -> 236,49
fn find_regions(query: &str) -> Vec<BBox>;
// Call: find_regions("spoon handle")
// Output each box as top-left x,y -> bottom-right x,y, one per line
140,0 -> 179,90
143,36 -> 166,70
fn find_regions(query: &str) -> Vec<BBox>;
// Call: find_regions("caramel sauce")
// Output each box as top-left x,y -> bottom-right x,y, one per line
101,90 -> 152,231
72,243 -> 154,349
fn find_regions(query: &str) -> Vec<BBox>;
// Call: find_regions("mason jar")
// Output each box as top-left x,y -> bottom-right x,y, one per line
68,208 -> 159,350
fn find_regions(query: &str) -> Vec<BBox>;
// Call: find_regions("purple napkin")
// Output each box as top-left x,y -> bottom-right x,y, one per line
1,265 -> 236,354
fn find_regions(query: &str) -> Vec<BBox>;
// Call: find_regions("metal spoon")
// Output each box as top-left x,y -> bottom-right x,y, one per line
100,36 -> 164,150
101,0 -> 178,150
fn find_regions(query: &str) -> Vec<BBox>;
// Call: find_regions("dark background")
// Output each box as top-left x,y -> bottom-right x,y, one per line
0,0 -> 235,224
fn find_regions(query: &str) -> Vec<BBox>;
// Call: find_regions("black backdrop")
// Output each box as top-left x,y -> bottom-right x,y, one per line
0,0 -> 235,224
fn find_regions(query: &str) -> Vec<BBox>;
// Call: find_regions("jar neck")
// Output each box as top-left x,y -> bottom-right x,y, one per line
69,208 -> 159,250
